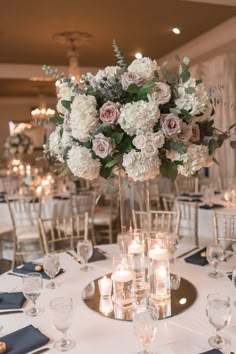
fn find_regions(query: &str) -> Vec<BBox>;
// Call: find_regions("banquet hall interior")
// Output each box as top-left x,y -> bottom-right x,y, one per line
1,0 -> 236,353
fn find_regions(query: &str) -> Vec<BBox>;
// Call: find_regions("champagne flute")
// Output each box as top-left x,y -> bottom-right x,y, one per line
77,240 -> 93,271
206,245 -> 224,278
206,293 -> 231,349
22,273 -> 43,316
44,253 -> 60,289
133,305 -> 158,354
50,297 -> 75,351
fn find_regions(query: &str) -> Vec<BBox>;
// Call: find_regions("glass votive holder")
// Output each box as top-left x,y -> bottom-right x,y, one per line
112,255 -> 134,307
128,239 -> 146,296
148,240 -> 170,303
98,276 -> 112,298
99,296 -> 113,315
117,233 -> 132,254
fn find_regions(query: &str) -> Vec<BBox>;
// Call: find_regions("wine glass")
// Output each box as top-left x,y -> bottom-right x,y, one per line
22,273 -> 43,316
50,297 -> 75,352
206,293 -> 231,349
133,305 -> 158,354
77,240 -> 93,271
44,253 -> 60,289
206,245 -> 224,278
166,234 -> 179,264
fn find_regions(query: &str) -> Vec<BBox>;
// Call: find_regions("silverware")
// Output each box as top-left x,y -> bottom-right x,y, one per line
0,310 -> 24,314
66,251 -> 82,264
176,247 -> 199,259
31,348 -> 50,354
8,272 -> 25,278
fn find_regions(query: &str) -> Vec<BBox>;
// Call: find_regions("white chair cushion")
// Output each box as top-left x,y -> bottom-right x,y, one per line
16,226 -> 40,241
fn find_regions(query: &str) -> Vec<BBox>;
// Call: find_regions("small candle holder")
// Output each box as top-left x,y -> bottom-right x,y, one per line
99,296 -> 113,315
148,239 -> 170,303
112,255 -> 134,307
98,276 -> 112,298
128,239 -> 146,297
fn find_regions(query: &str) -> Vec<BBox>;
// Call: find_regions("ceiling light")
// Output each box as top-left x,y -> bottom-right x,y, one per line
135,52 -> 142,59
172,27 -> 181,35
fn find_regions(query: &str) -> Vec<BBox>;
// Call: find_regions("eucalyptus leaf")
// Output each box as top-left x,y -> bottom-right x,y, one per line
230,141 -> 236,149
50,116 -> 64,125
61,100 -> 71,111
183,56 -> 190,66
185,87 -> 195,94
138,82 -> 156,99
162,61 -> 168,66
175,54 -> 181,62
181,70 -> 191,83
127,84 -> 140,94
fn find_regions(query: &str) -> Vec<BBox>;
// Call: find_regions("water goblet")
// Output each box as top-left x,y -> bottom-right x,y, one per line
50,297 -> 75,352
206,245 -> 224,278
133,305 -> 158,354
44,253 -> 60,289
206,293 -> 231,349
22,272 -> 43,316
77,240 -> 93,271
166,234 -> 179,264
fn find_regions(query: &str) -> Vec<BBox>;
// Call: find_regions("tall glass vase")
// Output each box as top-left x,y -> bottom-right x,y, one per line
118,171 -> 150,234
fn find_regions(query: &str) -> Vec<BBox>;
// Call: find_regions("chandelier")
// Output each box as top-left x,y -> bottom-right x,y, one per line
53,31 -> 93,81
31,95 -> 55,125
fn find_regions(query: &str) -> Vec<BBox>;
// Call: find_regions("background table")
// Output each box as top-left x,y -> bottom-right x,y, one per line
1,243 -> 236,354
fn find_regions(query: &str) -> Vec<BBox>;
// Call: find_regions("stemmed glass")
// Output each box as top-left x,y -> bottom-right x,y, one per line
133,305 -> 158,354
206,293 -> 231,349
231,266 -> 236,306
50,297 -> 75,352
206,245 -> 224,278
77,240 -> 93,271
44,253 -> 60,289
166,234 -> 179,264
22,273 -> 43,316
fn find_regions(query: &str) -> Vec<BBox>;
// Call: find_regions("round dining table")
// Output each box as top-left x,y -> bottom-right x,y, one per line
1,242 -> 236,354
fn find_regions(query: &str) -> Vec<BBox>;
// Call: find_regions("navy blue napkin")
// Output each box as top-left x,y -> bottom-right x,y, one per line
199,349 -> 222,354
89,248 -> 107,263
191,193 -> 203,198
0,292 -> 26,310
199,204 -> 224,209
0,324 -> 49,354
228,274 -> 232,280
184,247 -> 208,266
53,196 -> 70,200
180,193 -> 190,197
12,262 -> 64,280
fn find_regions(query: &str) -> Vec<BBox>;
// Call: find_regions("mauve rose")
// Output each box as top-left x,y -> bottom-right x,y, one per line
121,72 -> 143,90
176,122 -> 192,142
92,133 -> 113,158
191,124 -> 200,142
99,101 -> 120,124
161,114 -> 181,138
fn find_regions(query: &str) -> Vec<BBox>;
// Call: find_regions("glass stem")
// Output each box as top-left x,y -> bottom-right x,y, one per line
215,329 -> 223,344
60,330 -> 67,345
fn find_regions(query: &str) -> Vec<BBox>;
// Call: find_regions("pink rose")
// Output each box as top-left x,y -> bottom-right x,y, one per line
92,133 -> 113,158
191,124 -> 200,142
99,101 -> 120,124
121,71 -> 143,90
161,114 -> 181,138
176,122 -> 192,143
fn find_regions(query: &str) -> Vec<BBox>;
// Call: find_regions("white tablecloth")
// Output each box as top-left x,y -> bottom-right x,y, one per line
1,243 -> 236,354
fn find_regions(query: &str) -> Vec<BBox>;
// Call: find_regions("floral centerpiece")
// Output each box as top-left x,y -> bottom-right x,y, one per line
4,133 -> 34,156
43,42 -> 235,182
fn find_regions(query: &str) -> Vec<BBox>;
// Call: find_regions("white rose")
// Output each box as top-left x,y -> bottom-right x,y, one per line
132,135 -> 147,149
148,82 -> 171,105
153,132 -> 165,148
57,82 -> 75,101
95,66 -> 120,82
128,57 -> 157,82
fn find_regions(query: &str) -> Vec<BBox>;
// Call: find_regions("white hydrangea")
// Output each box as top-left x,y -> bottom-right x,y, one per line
67,146 -> 100,180
128,57 -> 158,82
177,144 -> 212,177
175,78 -> 211,116
70,94 -> 98,142
95,66 -> 120,82
122,149 -> 160,181
57,82 -> 75,101
118,100 -> 160,136
48,126 -> 64,162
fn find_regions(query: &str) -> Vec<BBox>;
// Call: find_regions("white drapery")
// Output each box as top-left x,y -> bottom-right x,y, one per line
190,51 -> 236,181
